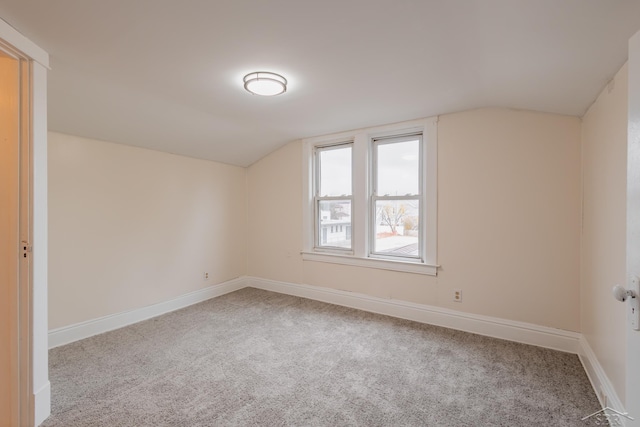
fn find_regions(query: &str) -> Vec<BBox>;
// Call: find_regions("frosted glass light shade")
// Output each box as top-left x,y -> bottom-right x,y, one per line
243,72 -> 287,96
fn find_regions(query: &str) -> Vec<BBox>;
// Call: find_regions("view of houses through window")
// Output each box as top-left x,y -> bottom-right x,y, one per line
316,144 -> 353,249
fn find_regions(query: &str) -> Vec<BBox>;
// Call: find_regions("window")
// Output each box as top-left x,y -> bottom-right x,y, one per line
371,135 -> 422,260
314,143 -> 353,251
302,117 -> 438,276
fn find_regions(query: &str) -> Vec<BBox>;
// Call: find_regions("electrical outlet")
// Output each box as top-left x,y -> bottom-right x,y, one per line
203,272 -> 209,280
453,289 -> 462,302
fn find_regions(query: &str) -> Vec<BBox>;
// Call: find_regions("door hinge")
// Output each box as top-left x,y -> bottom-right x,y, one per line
21,241 -> 32,258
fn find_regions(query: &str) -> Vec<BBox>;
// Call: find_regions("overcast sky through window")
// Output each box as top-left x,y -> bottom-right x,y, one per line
319,146 -> 352,196
319,140 -> 420,196
320,139 -> 420,196
377,140 -> 419,196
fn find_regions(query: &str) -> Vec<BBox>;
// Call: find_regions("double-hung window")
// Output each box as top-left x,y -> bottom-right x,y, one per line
314,143 -> 353,251
371,134 -> 422,260
303,117 -> 438,276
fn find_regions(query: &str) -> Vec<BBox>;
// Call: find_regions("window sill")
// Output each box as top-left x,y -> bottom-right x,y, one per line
301,251 -> 438,276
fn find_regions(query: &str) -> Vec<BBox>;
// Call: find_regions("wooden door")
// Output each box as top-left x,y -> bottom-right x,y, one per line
0,43 -> 32,426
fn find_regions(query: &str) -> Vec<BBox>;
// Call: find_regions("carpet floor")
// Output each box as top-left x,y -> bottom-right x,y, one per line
42,287 -> 600,426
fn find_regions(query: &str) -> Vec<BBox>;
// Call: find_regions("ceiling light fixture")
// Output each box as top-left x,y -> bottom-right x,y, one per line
243,71 -> 287,96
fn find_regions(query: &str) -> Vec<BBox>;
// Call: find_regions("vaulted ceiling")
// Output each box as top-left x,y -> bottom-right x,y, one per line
2,0 -> 640,166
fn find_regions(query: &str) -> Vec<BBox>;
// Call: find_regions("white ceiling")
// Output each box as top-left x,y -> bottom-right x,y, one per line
2,1 -> 640,167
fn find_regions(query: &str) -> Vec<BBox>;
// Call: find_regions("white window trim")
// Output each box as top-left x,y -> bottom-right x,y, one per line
302,117 -> 438,276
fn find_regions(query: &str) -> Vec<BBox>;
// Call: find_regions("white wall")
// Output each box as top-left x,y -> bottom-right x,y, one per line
248,108 -> 582,331
48,132 -> 247,329
581,64 -> 628,403
47,90 -> 632,413
247,141 -> 304,285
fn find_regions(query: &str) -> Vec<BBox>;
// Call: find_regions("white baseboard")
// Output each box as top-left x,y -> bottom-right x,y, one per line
579,336 -> 626,417
246,276 -> 581,354
47,274 -> 622,421
48,277 -> 245,349
34,381 -> 50,426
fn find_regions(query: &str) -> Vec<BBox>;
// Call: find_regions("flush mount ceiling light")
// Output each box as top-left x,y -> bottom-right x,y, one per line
243,71 -> 287,96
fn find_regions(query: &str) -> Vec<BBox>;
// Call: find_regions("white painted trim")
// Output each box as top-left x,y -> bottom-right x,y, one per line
246,277 -> 580,354
0,18 -> 49,67
579,336 -> 627,420
48,278 -> 245,349
626,29 -> 640,427
32,60 -> 50,427
33,381 -> 50,427
425,119 -> 438,265
302,116 -> 438,146
302,116 -> 439,272
301,251 -> 438,275
47,274 -> 618,416
48,275 -> 581,354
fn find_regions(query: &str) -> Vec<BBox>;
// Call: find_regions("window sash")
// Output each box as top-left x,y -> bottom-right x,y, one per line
370,134 -> 424,261
370,195 -> 422,260
371,133 -> 423,197
314,197 -> 353,251
314,142 -> 353,252
314,142 -> 353,198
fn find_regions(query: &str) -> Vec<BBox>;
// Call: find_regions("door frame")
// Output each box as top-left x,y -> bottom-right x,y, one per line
0,37 -> 33,427
0,17 -> 49,426
19,50 -> 33,427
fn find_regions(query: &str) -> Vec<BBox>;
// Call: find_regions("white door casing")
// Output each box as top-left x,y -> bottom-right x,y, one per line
0,17 -> 50,426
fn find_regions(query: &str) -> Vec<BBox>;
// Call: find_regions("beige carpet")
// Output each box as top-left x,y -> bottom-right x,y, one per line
42,287 -> 600,426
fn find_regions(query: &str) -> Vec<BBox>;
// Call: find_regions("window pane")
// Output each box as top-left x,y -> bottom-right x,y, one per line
319,146 -> 352,196
318,200 -> 352,249
373,200 -> 419,256
376,139 -> 419,196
